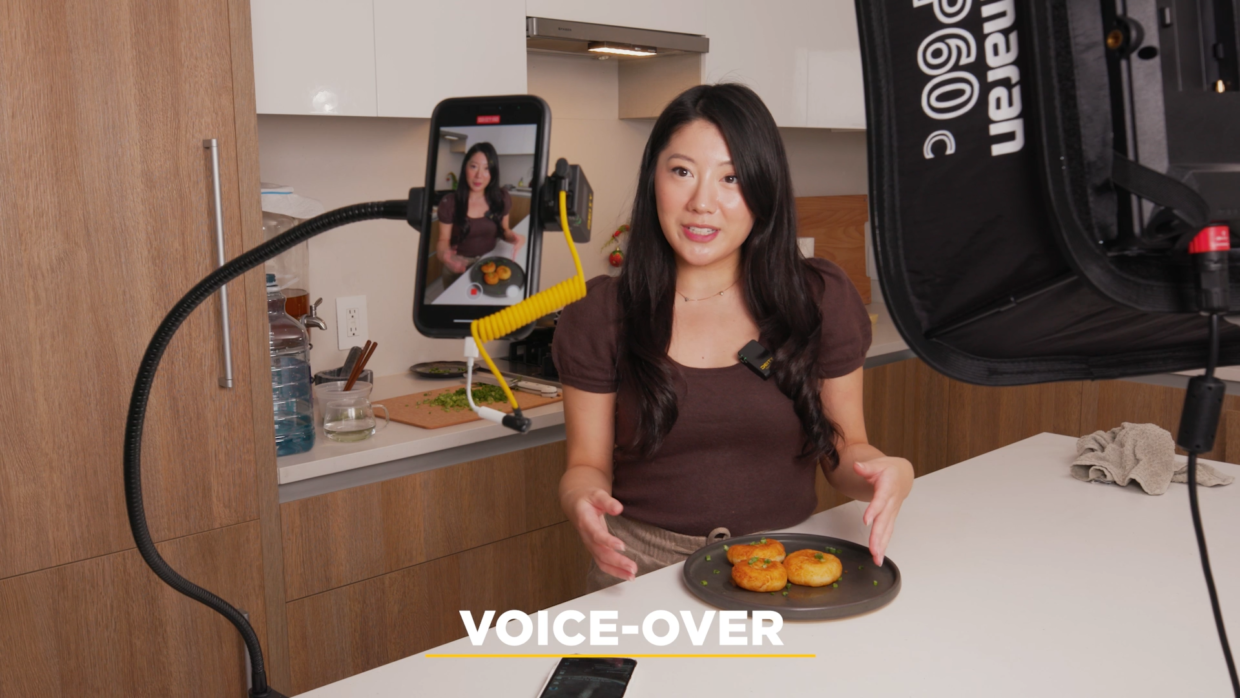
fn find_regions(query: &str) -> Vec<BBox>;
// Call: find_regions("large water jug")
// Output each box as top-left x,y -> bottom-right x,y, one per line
267,273 -> 315,455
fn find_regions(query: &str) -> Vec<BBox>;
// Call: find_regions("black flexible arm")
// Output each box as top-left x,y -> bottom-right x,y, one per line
123,200 -> 408,697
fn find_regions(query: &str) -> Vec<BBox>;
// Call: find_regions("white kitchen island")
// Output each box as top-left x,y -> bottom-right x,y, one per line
299,433 -> 1239,697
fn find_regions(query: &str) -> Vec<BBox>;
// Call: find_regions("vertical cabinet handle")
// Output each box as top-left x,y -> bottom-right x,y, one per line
204,138 -> 234,389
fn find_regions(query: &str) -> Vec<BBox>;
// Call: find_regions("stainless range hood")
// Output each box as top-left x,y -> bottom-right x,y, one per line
526,17 -> 709,58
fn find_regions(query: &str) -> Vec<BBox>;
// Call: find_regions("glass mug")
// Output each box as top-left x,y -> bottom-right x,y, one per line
322,396 -> 389,442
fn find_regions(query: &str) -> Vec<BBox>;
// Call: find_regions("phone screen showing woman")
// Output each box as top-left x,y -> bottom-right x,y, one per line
425,122 -> 538,308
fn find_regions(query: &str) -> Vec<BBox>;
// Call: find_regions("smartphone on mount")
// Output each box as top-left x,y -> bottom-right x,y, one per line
413,95 -> 551,338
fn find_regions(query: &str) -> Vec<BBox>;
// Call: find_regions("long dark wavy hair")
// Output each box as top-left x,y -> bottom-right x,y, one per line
616,83 -> 839,469
450,141 -> 505,245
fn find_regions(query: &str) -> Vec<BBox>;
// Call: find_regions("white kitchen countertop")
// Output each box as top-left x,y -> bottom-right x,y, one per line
276,302 -> 911,488
301,433 -> 1240,697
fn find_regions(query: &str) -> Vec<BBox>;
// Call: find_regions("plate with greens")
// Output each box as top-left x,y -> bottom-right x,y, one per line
410,361 -> 469,379
681,532 -> 900,620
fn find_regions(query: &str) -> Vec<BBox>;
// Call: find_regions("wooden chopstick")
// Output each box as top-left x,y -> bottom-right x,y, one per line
344,340 -> 378,391
342,340 -> 372,391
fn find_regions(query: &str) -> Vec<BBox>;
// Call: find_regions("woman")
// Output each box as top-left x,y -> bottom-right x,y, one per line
552,84 -> 915,591
436,142 -> 525,287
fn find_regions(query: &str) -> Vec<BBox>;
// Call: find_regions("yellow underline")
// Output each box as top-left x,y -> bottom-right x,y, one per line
426,654 -> 815,659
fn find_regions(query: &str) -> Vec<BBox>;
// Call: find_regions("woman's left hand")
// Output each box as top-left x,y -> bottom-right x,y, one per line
852,457 -> 914,566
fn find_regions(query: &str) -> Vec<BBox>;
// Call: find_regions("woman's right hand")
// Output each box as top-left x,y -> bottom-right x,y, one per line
443,252 -> 468,274
564,488 -> 637,581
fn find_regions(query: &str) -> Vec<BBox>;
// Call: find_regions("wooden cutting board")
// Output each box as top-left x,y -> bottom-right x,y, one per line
374,385 -> 563,430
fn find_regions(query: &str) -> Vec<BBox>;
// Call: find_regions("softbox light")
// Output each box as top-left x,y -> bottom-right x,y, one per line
855,0 -> 1240,386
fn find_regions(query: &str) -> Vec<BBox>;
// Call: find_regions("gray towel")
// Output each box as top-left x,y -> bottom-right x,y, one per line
1073,422 -> 1235,495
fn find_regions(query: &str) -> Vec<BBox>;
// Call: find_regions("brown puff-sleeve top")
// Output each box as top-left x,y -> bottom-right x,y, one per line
552,257 -> 872,537
437,190 -> 513,258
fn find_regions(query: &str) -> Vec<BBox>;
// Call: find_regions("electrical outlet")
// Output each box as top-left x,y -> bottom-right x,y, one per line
336,295 -> 368,350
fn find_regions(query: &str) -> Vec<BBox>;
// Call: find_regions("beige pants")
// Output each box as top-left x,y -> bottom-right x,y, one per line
586,515 -> 731,593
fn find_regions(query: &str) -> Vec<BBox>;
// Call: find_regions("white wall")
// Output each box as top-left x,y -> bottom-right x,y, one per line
255,51 -> 869,379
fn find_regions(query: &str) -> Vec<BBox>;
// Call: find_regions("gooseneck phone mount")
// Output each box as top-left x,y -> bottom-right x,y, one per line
126,156 -> 592,695
125,197 -> 414,698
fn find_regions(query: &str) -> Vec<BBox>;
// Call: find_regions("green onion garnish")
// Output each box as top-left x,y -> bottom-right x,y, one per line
702,580 -> 708,586
705,555 -> 711,561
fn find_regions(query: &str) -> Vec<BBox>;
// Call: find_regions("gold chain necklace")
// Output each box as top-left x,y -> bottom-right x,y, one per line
676,278 -> 739,302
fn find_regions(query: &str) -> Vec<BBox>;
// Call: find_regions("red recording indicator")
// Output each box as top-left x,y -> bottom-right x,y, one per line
476,115 -> 500,124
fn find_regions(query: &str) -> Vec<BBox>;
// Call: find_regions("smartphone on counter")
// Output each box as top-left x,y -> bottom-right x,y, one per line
535,657 -> 637,697
413,95 -> 551,338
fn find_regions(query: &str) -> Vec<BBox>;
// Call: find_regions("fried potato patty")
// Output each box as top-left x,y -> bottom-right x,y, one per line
496,265 -> 512,280
726,538 -> 786,565
480,262 -> 496,273
784,549 -> 842,587
731,557 -> 788,593
483,272 -> 499,285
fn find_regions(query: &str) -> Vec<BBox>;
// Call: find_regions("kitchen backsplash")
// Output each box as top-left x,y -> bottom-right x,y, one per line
256,51 -> 869,379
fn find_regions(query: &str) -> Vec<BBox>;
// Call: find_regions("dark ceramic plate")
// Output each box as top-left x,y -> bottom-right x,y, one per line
468,257 -> 526,298
409,361 -> 468,379
682,533 -> 900,620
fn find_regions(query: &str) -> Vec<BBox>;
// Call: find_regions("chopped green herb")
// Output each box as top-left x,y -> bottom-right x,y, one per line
859,566 -> 864,570
786,582 -> 792,589
759,538 -> 767,544
749,557 -> 758,565
873,580 -> 878,586
832,583 -> 839,588
713,569 -> 720,574
782,591 -> 789,596
770,592 -> 777,596
723,544 -> 729,551
705,555 -> 711,561
419,384 -> 508,411
814,553 -> 824,561
763,558 -> 770,564
701,580 -> 708,586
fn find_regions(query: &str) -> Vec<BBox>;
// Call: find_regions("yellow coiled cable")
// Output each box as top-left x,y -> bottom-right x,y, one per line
470,190 -> 586,411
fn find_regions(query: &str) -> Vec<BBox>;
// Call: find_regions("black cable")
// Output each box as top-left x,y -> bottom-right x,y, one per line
123,200 -> 408,697
1188,312 -> 1239,696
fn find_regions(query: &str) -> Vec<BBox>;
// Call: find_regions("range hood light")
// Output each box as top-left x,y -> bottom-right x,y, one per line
587,42 -> 657,57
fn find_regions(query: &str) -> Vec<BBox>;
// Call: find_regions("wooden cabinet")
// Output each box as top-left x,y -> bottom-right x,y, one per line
704,0 -> 865,129
251,0 -> 527,118
0,523 -> 267,696
279,441 -> 589,693
285,522 -> 589,694
525,0 -> 707,35
0,0 -> 286,693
